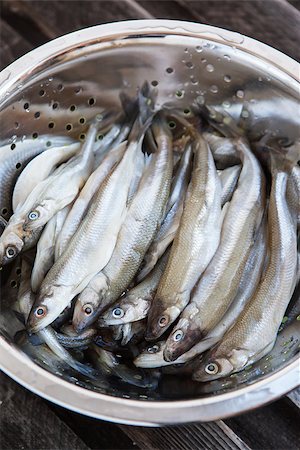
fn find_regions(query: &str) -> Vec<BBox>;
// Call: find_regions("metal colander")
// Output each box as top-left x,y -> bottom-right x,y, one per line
0,20 -> 299,425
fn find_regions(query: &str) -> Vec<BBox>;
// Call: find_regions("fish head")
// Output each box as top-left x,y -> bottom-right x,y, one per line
145,304 -> 181,341
134,340 -> 167,368
72,288 -> 101,333
0,229 -> 24,265
26,285 -> 67,333
192,348 -> 249,382
23,202 -> 52,231
100,297 -> 149,326
163,318 -> 203,362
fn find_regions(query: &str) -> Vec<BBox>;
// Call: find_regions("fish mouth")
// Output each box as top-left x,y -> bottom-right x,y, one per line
164,328 -> 203,362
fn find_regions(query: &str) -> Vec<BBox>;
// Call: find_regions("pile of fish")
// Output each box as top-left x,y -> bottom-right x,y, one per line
0,83 -> 299,389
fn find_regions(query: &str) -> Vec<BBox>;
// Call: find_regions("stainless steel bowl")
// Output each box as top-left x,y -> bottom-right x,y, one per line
0,19 -> 299,426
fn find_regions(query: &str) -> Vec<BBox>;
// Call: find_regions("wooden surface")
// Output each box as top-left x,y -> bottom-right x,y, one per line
0,1 -> 300,449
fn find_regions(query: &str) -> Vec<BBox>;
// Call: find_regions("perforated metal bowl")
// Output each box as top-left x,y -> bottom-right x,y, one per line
0,20 -> 299,425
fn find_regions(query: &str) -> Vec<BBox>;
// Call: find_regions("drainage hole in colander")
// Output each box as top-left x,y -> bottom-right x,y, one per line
46,141 -> 52,147
23,102 -> 29,110
75,87 -> 82,94
48,122 -> 55,129
166,67 -> 174,74
52,102 -> 59,110
15,163 -> 22,170
183,108 -> 191,115
175,90 -> 184,98
10,143 -> 16,151
88,98 -> 95,106
66,124 -> 73,131
10,280 -> 17,288
16,268 -> 22,275
97,134 -> 104,141
79,117 -> 86,125
57,84 -> 64,92
168,121 -> 176,129
39,89 -> 45,97
32,132 -> 38,139
14,122 -> 19,129
1,208 -> 8,216
34,112 -> 41,119
70,105 -> 76,112
79,133 -> 86,141
151,80 -> 158,87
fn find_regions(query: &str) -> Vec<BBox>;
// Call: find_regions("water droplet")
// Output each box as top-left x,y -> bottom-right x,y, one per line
224,54 -> 231,61
236,89 -> 245,99
224,75 -> 231,83
48,77 -> 53,82
210,85 -> 218,94
185,61 -> 194,69
222,100 -> 231,108
206,64 -> 214,72
195,45 -> 203,52
197,95 -> 205,105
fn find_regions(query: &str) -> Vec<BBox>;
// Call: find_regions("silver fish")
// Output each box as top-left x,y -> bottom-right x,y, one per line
0,135 -> 73,220
146,132 -> 222,341
55,141 -> 127,259
137,143 -> 193,281
164,138 -> 266,362
193,167 -> 297,381
89,345 -> 158,389
72,115 -> 173,332
12,142 -> 80,212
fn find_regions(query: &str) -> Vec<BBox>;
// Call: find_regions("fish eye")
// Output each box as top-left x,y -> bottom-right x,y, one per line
147,345 -> 159,353
112,307 -> 124,318
158,316 -> 168,327
173,330 -> 184,342
83,304 -> 93,315
28,210 -> 40,221
6,246 -> 16,259
35,306 -> 47,318
205,362 -> 219,375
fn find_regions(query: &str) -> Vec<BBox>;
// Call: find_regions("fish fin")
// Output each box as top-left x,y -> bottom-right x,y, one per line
193,102 -> 244,138
119,92 -> 139,120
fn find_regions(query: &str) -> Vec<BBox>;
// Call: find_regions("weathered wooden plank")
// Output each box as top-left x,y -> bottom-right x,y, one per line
0,20 -> 33,70
1,0 -> 150,41
225,396 -> 300,450
287,387 -> 300,408
48,402 -> 138,450
0,372 -> 89,450
137,0 -> 194,20
120,421 -> 250,450
177,0 -> 300,61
